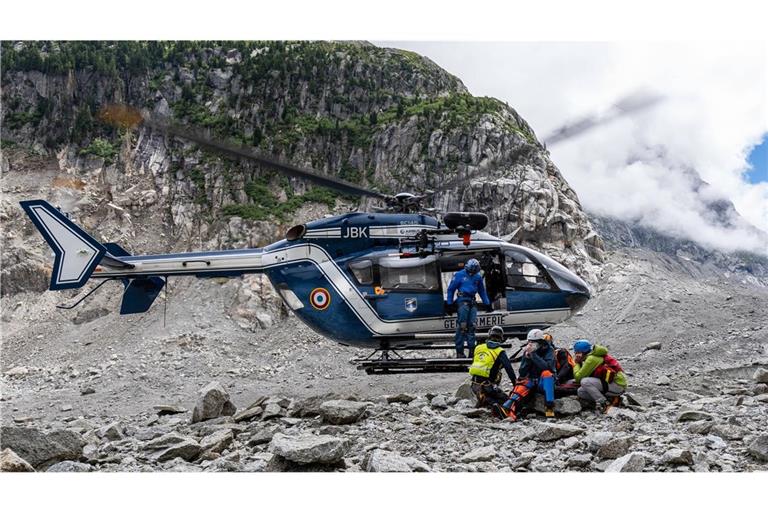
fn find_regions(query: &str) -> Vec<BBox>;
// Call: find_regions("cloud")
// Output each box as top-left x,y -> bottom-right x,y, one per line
379,41 -> 768,254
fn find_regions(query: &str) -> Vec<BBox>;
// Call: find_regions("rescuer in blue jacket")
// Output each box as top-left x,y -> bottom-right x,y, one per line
446,258 -> 492,358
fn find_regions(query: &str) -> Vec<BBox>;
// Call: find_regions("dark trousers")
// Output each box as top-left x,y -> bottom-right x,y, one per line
471,380 -> 507,407
455,300 -> 477,357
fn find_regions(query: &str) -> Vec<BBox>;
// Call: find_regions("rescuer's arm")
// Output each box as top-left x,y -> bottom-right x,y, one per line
573,355 -> 602,383
499,352 -> 517,383
446,274 -> 460,305
476,275 -> 491,305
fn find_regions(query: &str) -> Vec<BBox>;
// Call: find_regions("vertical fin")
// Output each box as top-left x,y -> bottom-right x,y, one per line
20,200 -> 106,290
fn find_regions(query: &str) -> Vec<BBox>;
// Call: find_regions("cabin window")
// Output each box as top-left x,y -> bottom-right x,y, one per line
349,259 -> 374,285
504,251 -> 552,290
378,255 -> 440,291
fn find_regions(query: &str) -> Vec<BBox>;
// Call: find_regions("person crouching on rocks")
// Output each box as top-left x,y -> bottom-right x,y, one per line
468,326 -> 517,418
572,339 -> 628,412
501,329 -> 556,421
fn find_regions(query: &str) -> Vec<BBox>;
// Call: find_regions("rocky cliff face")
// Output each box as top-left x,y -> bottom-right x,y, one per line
1,41 -> 604,306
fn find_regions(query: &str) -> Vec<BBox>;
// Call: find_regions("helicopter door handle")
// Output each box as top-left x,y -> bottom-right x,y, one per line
182,260 -> 211,267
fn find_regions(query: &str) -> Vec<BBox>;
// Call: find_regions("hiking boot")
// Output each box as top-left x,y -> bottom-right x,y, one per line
545,407 -> 555,418
503,407 -> 518,422
603,396 -> 622,414
492,403 -> 508,419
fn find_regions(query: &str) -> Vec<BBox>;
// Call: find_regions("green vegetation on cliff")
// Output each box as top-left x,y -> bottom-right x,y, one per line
2,40 -> 539,223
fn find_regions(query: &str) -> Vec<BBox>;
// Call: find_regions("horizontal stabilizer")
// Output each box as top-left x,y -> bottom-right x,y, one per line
120,277 -> 165,314
20,200 -> 106,290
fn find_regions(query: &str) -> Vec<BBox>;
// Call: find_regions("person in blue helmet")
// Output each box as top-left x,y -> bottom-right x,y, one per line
446,258 -> 492,358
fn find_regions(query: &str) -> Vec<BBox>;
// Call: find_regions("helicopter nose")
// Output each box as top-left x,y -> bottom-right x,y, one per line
565,290 -> 590,313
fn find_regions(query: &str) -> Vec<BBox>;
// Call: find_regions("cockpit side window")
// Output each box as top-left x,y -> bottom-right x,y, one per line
504,251 -> 552,290
349,259 -> 374,285
378,255 -> 440,291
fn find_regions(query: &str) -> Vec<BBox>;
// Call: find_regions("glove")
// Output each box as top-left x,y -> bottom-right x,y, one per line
483,303 -> 494,313
444,301 -> 457,314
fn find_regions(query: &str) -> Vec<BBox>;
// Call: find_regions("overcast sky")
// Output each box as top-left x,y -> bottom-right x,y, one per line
378,42 -> 768,254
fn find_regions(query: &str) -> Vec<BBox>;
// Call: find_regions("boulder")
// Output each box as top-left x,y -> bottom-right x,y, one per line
386,393 -> 416,404
710,423 -> 745,441
319,400 -> 368,425
149,438 -> 202,463
143,432 -> 191,451
677,410 -> 714,422
566,453 -> 592,468
455,380 -> 476,401
644,342 -> 662,351
686,421 -> 713,435
585,432 -> 615,452
262,402 -> 283,420
624,392 -> 647,407
0,448 -> 34,472
655,376 -> 671,386
748,435 -> 768,462
233,405 -> 263,422
204,458 -> 243,472
289,394 -> 345,418
596,436 -> 632,460
246,427 -> 278,447
460,446 -> 496,463
200,429 -> 234,453
532,422 -> 585,442
46,461 -> 92,472
605,453 -> 646,472
662,449 -> 694,466
364,449 -> 430,472
430,395 -> 448,409
97,421 -> 124,441
753,368 -> 768,384
0,427 -> 84,469
269,433 -> 350,465
191,381 -> 237,423
534,395 -> 582,416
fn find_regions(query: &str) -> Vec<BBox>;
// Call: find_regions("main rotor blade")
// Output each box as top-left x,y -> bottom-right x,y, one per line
100,105 -> 389,200
425,90 -> 664,197
542,90 -> 663,146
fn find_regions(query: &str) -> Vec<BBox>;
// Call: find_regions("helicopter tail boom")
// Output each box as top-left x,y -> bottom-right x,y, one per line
21,199 -> 270,314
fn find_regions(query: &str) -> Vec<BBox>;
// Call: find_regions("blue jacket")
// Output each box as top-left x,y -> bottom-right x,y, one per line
518,342 -> 556,380
446,269 -> 490,305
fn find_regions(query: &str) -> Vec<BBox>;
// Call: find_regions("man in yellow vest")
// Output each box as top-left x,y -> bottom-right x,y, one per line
469,326 -> 517,418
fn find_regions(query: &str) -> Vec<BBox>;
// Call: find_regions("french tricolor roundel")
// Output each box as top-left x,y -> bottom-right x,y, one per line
309,287 -> 331,310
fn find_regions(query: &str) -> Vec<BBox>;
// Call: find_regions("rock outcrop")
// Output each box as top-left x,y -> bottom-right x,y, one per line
1,41 -> 603,310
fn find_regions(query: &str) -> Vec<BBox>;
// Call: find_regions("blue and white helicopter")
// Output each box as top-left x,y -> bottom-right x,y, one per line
20,108 -> 597,373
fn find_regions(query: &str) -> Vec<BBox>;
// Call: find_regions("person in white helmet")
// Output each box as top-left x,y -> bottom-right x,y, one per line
500,328 -> 557,420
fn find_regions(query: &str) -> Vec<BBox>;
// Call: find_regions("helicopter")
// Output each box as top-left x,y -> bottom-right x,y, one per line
20,92 -> 660,374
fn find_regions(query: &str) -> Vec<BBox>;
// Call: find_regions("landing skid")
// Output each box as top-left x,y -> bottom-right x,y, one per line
352,342 -> 512,375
